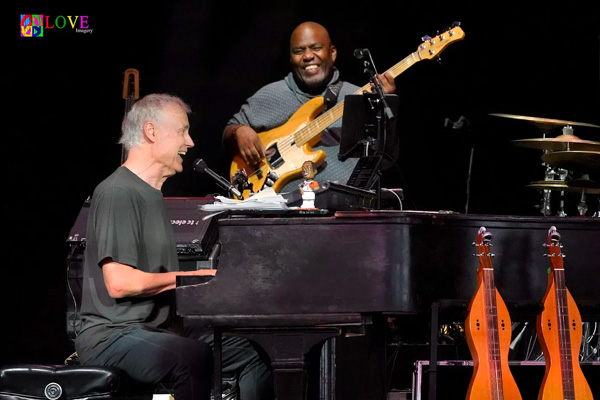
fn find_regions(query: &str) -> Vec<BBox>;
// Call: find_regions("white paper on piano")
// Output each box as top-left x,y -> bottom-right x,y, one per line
200,187 -> 290,211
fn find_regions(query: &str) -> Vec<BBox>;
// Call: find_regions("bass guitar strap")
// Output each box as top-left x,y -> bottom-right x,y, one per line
323,80 -> 343,109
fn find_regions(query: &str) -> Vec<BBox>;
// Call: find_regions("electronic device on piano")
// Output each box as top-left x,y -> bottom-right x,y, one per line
67,197 -> 219,268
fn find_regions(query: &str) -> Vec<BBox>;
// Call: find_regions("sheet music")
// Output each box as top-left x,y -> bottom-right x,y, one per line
200,188 -> 290,212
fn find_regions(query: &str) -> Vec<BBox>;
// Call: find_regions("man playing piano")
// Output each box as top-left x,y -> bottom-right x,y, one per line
74,93 -> 274,400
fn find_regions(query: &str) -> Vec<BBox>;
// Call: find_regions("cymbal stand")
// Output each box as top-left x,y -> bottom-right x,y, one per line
539,129 -> 553,216
539,163 -> 568,217
537,123 -> 568,216
540,163 -> 553,216
556,167 -> 568,217
577,190 -> 588,216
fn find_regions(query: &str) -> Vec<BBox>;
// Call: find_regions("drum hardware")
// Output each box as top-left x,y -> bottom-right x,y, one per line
526,179 -> 600,194
527,175 -> 600,217
495,113 -> 600,216
541,150 -> 600,173
577,190 -> 588,216
533,164 -> 570,217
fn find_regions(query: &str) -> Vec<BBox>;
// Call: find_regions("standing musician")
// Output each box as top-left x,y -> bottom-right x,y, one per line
223,21 -> 396,193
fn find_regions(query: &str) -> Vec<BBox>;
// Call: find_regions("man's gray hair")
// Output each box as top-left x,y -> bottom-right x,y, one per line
119,93 -> 191,151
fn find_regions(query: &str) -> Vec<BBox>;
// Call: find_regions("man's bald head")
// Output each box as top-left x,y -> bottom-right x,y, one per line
290,22 -> 332,49
289,21 -> 337,93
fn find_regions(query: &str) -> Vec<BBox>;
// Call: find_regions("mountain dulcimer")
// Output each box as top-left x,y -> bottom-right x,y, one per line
465,227 -> 522,399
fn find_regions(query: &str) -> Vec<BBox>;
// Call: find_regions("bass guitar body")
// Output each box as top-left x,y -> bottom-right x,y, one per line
536,226 -> 593,400
229,97 -> 327,197
465,227 -> 522,400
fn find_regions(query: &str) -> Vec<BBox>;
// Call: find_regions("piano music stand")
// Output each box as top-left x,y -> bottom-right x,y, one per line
338,94 -> 399,208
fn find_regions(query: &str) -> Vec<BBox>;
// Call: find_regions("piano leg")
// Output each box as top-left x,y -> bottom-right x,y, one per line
220,327 -> 341,400
214,329 -> 222,400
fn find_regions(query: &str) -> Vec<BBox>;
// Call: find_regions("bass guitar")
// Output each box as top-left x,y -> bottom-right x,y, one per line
121,68 -> 140,163
230,23 -> 465,198
465,227 -> 522,399
536,226 -> 593,400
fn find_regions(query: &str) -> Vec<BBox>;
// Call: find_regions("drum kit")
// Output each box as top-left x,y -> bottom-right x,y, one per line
489,113 -> 600,217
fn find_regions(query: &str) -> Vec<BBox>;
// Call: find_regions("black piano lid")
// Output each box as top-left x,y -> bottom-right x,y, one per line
177,211 -> 600,322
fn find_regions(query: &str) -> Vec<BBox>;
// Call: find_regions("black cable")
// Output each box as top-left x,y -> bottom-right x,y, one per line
66,244 -> 83,338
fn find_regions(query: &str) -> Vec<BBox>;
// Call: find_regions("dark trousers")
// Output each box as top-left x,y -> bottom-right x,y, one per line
195,332 -> 274,400
82,327 -> 274,400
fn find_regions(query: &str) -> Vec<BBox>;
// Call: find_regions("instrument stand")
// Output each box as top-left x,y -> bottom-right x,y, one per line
428,300 -> 469,400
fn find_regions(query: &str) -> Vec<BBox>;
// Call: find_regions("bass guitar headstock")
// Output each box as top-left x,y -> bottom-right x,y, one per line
544,226 -> 565,271
417,21 -> 465,61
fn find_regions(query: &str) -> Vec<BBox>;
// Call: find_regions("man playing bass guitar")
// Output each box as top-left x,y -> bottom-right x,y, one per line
222,21 -> 396,195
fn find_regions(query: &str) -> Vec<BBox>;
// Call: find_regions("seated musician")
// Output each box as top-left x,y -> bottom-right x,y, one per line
222,21 -> 396,193
74,93 -> 274,400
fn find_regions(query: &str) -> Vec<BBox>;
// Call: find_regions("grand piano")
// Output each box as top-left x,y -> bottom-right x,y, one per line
176,210 -> 600,399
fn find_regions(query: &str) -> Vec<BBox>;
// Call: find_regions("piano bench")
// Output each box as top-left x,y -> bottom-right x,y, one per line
0,364 -> 154,400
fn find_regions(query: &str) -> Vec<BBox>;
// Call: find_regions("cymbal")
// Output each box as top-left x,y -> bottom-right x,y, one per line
527,180 -> 600,194
570,176 -> 600,189
512,135 -> 600,152
541,151 -> 600,172
489,113 -> 600,129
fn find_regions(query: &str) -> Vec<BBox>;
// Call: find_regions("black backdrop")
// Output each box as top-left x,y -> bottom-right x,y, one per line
3,1 -> 599,368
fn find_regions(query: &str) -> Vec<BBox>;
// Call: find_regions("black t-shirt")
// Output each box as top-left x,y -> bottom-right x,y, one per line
74,167 -> 179,362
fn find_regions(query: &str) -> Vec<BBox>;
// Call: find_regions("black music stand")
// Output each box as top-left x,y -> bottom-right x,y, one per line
339,93 -> 399,207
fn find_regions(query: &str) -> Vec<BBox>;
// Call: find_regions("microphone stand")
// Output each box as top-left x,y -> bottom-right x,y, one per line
193,158 -> 243,200
360,50 -> 394,122
358,50 -> 394,209
444,116 -> 473,214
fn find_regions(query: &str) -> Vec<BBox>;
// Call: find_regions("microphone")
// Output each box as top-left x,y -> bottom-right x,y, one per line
444,115 -> 470,130
193,158 -> 243,199
353,48 -> 369,60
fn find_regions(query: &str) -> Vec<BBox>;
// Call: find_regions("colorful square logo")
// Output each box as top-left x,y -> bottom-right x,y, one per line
21,14 -> 43,37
